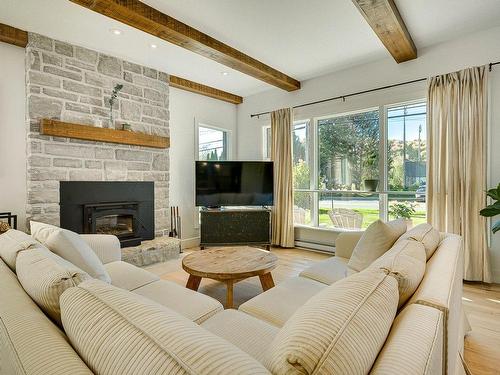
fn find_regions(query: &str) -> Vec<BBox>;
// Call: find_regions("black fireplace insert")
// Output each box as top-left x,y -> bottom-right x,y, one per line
60,182 -> 154,248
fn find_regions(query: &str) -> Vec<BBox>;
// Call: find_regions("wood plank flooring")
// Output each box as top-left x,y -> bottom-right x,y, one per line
144,247 -> 500,375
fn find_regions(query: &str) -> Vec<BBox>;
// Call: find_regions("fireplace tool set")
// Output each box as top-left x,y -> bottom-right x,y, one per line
169,206 -> 181,239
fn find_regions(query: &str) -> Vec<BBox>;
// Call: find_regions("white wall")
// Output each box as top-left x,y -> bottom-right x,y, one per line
236,25 -> 500,282
169,87 -> 237,247
0,43 -> 26,231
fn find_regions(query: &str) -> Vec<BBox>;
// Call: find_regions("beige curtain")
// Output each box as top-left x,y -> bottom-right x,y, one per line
271,108 -> 294,248
427,65 -> 491,282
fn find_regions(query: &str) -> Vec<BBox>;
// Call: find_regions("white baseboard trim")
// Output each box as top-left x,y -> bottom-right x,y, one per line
180,236 -> 200,250
294,240 -> 335,254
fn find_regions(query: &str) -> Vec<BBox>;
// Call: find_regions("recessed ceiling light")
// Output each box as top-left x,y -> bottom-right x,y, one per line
110,29 -> 122,35
150,43 -> 158,49
221,71 -> 229,76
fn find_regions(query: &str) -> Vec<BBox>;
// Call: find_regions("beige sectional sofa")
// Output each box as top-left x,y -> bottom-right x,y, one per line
0,221 -> 466,375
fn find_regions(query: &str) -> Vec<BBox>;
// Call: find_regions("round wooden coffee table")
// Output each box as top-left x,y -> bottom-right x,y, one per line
182,246 -> 278,309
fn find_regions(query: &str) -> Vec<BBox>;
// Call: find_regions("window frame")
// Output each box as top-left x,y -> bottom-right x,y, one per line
195,122 -> 232,161
289,99 -> 427,230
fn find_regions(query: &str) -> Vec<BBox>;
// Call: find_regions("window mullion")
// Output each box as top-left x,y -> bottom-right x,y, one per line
380,106 -> 388,221
312,117 -> 319,227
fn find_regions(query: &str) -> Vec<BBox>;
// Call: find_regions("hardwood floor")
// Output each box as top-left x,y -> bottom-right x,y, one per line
144,247 -> 500,375
462,282 -> 500,375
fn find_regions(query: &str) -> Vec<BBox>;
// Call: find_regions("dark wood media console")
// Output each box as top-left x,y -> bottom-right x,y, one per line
200,208 -> 271,250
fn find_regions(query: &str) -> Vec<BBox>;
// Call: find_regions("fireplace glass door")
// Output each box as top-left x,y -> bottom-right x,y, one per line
95,214 -> 134,237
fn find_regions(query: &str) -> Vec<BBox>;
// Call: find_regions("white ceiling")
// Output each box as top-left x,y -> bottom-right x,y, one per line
2,0 -> 500,97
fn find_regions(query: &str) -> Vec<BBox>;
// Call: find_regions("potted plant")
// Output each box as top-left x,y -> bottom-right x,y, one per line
389,201 -> 416,228
480,183 -> 500,234
363,150 -> 379,192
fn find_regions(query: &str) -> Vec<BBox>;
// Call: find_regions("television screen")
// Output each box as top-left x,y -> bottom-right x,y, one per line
196,161 -> 274,206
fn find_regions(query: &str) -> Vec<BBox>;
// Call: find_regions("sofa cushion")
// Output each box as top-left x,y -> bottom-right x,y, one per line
370,239 -> 426,308
396,223 -> 441,260
299,255 -> 356,285
265,269 -> 399,375
60,279 -> 270,375
105,260 -> 159,291
0,259 -> 92,375
348,219 -> 407,271
0,229 -> 39,271
239,276 -> 327,327
16,245 -> 91,324
202,309 -> 279,363
30,221 -> 111,283
370,304 -> 444,375
132,279 -> 223,324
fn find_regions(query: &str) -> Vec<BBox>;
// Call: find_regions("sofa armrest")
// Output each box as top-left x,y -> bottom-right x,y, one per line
80,234 -> 121,264
334,231 -> 363,259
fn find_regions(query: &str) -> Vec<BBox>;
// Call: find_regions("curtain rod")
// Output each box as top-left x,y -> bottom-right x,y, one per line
250,60 -> 500,118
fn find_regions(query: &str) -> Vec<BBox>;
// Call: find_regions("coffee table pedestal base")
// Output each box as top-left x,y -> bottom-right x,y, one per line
185,272 -> 275,309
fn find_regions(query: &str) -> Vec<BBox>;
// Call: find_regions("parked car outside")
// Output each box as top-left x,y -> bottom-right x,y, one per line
416,182 -> 426,202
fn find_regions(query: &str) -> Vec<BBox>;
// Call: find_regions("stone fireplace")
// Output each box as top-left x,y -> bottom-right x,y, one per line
25,33 -> 170,236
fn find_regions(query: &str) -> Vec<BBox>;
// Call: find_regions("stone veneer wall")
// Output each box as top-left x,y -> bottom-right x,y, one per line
25,33 -> 170,236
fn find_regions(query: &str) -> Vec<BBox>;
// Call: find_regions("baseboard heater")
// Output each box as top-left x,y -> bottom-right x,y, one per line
294,240 -> 335,254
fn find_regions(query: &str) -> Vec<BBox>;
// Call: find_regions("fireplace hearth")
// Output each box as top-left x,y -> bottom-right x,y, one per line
60,182 -> 155,248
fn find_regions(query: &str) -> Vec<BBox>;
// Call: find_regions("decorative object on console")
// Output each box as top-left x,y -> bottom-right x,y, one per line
480,182 -> 500,234
108,83 -> 123,127
0,212 -> 17,231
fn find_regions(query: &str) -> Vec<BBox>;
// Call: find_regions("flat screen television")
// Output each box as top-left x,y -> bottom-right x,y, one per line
195,161 -> 274,207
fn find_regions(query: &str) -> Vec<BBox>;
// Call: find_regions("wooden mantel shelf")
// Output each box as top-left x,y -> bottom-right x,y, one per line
40,119 -> 169,149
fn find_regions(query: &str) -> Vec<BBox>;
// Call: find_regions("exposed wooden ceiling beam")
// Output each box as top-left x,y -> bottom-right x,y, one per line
0,23 -> 28,48
0,22 -> 242,104
69,0 -> 301,91
352,0 -> 417,63
169,76 -> 242,104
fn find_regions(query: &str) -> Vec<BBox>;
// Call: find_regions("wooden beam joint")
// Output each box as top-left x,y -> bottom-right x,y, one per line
352,0 -> 417,63
0,23 -> 28,48
169,76 -> 242,104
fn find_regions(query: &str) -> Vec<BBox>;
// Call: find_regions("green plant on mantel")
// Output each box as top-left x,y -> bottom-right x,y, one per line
480,183 -> 500,234
108,83 -> 123,126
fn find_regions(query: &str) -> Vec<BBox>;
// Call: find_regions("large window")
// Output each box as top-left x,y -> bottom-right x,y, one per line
198,125 -> 228,161
266,100 -> 427,231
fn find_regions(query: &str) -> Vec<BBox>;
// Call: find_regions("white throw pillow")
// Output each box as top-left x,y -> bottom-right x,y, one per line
30,221 -> 111,283
348,219 -> 407,271
0,229 -> 39,271
265,269 -> 399,375
396,223 -> 441,260
60,279 -> 270,375
370,239 -> 426,308
16,245 -> 90,324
